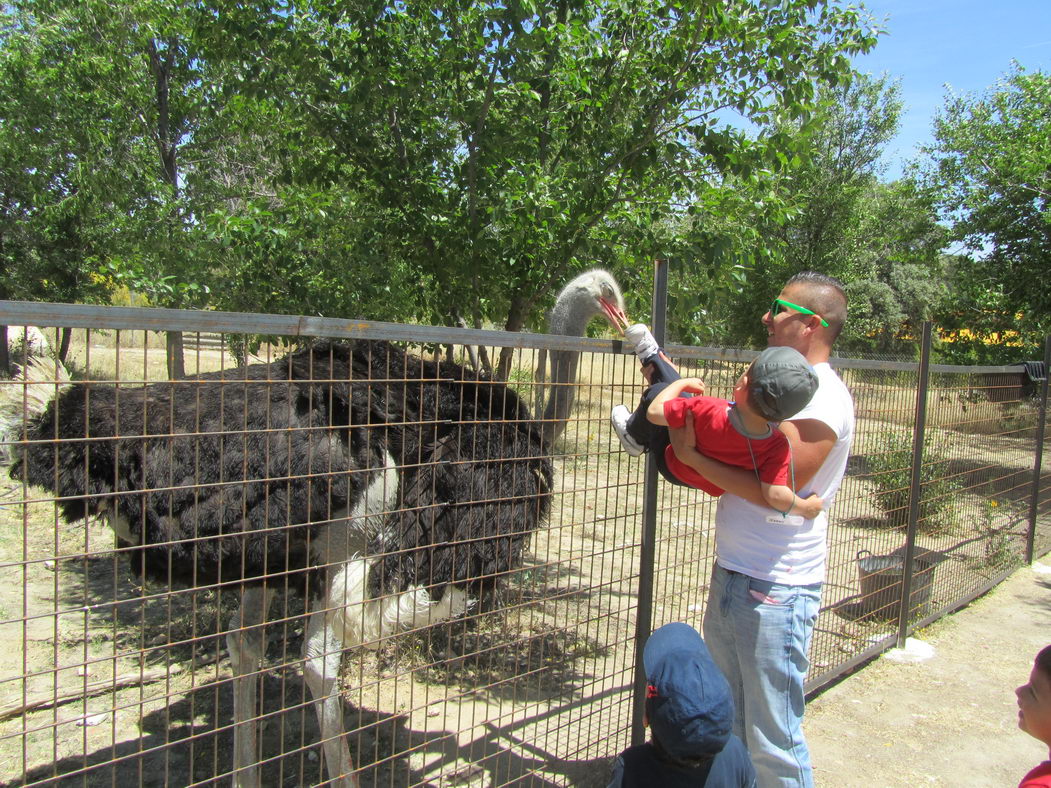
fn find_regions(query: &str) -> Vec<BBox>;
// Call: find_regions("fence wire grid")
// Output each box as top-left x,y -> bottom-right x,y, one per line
0,303 -> 1047,788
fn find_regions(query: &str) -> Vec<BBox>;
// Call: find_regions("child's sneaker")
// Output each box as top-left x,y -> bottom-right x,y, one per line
624,324 -> 660,362
610,405 -> 645,457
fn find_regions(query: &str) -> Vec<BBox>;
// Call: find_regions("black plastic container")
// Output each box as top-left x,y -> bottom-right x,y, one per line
855,546 -> 949,619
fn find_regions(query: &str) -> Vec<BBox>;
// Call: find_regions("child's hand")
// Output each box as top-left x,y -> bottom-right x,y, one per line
678,377 -> 705,395
796,494 -> 824,519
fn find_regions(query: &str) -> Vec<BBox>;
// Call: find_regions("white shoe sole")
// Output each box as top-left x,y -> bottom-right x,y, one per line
610,405 -> 645,457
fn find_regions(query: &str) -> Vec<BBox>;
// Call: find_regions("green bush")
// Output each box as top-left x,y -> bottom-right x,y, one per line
866,428 -> 961,533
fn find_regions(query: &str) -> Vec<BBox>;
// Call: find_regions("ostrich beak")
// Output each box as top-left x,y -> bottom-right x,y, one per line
598,296 -> 630,334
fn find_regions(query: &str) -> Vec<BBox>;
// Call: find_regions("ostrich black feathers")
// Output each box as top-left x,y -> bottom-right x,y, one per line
8,339 -> 553,598
345,340 -> 554,597
2,270 -> 625,788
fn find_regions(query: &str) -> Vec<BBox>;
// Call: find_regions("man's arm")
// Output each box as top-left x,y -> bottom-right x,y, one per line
668,412 -> 837,505
775,418 -> 837,487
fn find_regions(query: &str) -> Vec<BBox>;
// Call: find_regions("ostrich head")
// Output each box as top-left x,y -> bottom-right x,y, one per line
540,269 -> 629,446
548,269 -> 629,338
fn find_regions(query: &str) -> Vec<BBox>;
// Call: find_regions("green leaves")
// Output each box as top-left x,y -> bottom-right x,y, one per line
1,0 -> 878,348
924,65 -> 1051,360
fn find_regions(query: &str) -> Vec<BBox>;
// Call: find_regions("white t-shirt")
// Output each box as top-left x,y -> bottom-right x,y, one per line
714,362 -> 855,585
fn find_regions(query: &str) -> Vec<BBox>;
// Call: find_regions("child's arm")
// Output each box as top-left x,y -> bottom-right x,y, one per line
762,484 -> 824,519
645,377 -> 705,426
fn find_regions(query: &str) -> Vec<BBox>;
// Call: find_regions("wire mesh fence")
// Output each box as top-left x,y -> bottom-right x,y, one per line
0,304 -> 1047,787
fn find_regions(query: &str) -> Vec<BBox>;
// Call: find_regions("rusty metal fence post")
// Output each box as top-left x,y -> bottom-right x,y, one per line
631,259 -> 669,745
1025,334 -> 1051,564
896,321 -> 933,647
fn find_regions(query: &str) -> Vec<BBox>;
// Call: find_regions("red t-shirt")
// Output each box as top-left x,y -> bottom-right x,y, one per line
662,395 -> 792,496
1021,761 -> 1051,787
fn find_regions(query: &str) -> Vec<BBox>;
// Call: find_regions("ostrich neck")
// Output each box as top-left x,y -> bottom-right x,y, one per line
548,299 -> 598,337
541,296 -> 597,446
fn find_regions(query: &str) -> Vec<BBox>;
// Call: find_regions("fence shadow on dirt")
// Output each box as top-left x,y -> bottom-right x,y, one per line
2,303 -> 1048,787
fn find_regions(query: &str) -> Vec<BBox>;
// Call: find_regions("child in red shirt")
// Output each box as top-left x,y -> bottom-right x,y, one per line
611,326 -> 822,520
1018,644 -> 1051,787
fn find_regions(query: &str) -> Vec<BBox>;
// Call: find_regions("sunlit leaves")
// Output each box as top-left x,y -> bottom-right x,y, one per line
2,0 -> 878,348
925,65 -> 1051,353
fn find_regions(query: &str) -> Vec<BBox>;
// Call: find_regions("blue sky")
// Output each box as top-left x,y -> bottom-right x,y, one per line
851,0 -> 1051,179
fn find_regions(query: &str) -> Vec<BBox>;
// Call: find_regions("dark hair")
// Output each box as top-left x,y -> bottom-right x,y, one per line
1036,644 -> 1051,679
785,271 -> 848,341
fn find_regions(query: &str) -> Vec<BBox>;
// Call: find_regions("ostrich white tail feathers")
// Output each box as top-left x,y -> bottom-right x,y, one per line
329,558 -> 472,651
0,355 -> 72,464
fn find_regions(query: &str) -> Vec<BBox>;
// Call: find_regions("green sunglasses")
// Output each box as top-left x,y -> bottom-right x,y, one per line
771,298 -> 829,327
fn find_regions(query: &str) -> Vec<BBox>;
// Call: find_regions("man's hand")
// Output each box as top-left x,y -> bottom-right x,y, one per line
669,408 -> 698,452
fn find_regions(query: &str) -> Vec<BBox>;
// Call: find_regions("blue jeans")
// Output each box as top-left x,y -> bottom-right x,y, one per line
702,563 -> 821,788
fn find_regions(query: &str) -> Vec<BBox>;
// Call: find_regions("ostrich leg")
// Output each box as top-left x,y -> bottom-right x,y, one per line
303,601 -> 359,788
302,552 -> 472,788
227,586 -> 275,788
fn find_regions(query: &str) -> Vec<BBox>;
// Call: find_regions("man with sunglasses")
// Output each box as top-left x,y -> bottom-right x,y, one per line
667,271 -> 855,788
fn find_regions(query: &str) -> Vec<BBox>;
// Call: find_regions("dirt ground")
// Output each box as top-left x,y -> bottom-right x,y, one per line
1,336 -> 1046,787
805,559 -> 1051,787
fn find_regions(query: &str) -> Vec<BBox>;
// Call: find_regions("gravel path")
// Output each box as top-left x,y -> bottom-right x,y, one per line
806,560 -> 1051,787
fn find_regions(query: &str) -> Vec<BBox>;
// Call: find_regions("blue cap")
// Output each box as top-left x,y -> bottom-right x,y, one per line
644,622 -> 734,761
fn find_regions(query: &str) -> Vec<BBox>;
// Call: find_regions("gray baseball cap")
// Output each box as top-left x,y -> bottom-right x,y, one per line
748,346 -> 818,421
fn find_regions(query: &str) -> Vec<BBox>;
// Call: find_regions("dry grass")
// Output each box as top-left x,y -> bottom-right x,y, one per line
0,330 -> 1045,786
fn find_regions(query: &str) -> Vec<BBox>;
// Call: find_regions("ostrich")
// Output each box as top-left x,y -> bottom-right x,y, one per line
0,269 -> 626,788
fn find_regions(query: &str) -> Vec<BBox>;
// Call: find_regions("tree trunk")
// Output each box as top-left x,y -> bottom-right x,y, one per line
533,347 -> 548,415
453,312 -> 480,372
476,344 -> 493,376
0,326 -> 9,378
166,331 -> 186,379
148,38 -> 186,381
496,295 -> 529,380
57,327 -> 72,363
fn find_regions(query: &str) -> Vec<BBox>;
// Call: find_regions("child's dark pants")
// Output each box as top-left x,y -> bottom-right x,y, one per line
627,352 -> 690,487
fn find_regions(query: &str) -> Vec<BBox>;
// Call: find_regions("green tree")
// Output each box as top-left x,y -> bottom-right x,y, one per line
925,65 -> 1050,362
716,73 -> 907,348
930,254 -> 1031,364
0,0 -> 287,375
3,0 -> 879,378
838,178 -> 949,358
674,73 -> 948,355
198,0 -> 877,375
0,4 -> 135,370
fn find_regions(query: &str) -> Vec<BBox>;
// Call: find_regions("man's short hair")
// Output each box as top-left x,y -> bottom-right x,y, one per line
786,271 -> 848,340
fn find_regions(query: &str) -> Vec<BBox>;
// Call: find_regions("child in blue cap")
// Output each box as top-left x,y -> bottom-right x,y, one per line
608,622 -> 756,787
